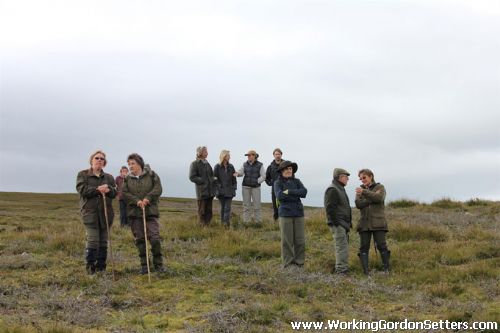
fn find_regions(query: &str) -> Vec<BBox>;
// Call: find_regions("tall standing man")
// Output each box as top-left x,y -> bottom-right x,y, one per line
324,168 -> 352,274
234,150 -> 266,223
189,146 -> 216,226
115,166 -> 129,227
265,148 -> 283,222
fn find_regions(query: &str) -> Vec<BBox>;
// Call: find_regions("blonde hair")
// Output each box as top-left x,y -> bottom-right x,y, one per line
219,150 -> 230,164
89,150 -> 107,167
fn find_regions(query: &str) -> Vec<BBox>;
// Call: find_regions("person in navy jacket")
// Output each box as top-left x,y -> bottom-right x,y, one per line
273,160 -> 308,268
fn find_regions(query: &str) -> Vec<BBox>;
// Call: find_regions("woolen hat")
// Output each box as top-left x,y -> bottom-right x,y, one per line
278,160 -> 298,174
333,168 -> 350,178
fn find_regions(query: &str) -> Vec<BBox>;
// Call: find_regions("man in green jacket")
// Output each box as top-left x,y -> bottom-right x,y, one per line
189,146 -> 216,226
324,168 -> 352,274
122,153 -> 164,274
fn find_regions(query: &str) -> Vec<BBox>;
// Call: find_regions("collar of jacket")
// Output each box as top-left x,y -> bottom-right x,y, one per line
361,182 -> 378,190
87,168 -> 104,177
280,175 -> 295,181
333,179 -> 346,187
130,165 -> 152,179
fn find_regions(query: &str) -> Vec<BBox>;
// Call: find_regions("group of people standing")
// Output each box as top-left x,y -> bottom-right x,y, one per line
188,147 -> 284,227
187,146 -> 390,274
76,148 -> 390,276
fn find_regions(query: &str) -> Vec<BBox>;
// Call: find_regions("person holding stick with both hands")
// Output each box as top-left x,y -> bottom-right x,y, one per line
122,153 -> 165,275
76,150 -> 116,275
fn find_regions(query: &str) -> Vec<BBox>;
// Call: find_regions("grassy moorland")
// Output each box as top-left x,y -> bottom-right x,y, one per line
0,192 -> 499,332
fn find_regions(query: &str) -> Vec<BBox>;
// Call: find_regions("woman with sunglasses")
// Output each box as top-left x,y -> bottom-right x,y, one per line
354,169 -> 390,275
76,150 -> 116,274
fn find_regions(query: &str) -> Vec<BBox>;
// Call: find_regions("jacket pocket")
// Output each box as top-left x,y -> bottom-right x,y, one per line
370,211 -> 386,228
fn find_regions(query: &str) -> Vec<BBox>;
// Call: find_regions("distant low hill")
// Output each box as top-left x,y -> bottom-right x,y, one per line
0,192 -> 498,332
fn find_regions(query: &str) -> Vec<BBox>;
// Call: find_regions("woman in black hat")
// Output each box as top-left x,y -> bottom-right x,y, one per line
273,160 -> 308,268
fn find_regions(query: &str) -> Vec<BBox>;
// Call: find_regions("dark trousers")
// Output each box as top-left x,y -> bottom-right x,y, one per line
219,197 -> 232,226
129,216 -> 162,267
271,190 -> 279,221
119,200 -> 129,226
197,198 -> 213,225
130,216 -> 161,242
359,231 -> 388,253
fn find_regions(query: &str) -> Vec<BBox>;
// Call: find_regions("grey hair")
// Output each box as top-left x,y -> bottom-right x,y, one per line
196,146 -> 207,158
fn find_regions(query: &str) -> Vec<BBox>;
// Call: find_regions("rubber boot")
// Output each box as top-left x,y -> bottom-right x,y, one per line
135,239 -> 149,275
85,248 -> 97,275
358,252 -> 369,275
96,246 -> 107,272
380,250 -> 391,272
151,239 -> 165,273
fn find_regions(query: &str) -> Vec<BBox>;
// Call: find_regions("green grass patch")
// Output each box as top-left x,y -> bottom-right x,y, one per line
0,192 -> 499,331
388,198 -> 420,208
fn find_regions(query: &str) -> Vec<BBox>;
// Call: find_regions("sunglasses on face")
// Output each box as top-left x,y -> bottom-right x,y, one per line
360,176 -> 367,180
94,157 -> 105,161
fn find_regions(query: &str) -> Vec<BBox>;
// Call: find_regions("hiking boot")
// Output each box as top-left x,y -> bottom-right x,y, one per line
96,246 -> 107,272
86,262 -> 96,275
140,265 -> 149,275
358,252 -> 369,275
380,250 -> 391,272
154,265 -> 167,273
85,248 -> 97,275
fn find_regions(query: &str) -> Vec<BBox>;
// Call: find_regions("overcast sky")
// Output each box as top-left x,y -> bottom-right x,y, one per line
1,0 -> 499,206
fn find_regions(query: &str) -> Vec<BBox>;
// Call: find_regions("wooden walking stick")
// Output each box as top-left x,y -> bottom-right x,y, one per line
102,193 -> 115,280
142,206 -> 152,284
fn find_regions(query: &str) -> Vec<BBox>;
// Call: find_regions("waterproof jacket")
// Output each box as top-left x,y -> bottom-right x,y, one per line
213,163 -> 237,198
76,169 -> 116,229
324,180 -> 352,231
189,159 -> 215,199
355,182 -> 388,232
265,160 -> 282,188
274,176 -> 307,217
122,165 -> 163,218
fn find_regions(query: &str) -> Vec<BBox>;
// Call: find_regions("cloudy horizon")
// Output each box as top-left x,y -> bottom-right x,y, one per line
1,0 -> 499,207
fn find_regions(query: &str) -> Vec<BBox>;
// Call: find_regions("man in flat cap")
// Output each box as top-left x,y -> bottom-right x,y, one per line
324,168 -> 352,274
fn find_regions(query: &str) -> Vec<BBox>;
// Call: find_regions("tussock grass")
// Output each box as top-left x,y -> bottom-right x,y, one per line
0,192 -> 499,332
390,220 -> 450,242
388,198 -> 420,208
465,198 -> 491,206
431,197 -> 463,209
